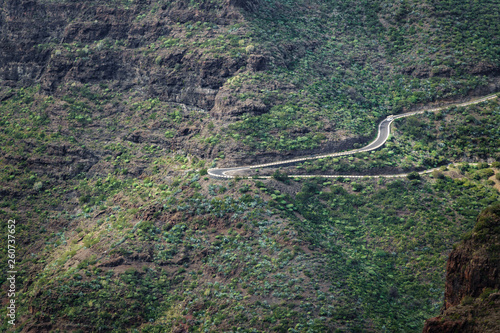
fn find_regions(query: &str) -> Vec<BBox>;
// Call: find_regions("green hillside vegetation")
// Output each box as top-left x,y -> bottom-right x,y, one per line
296,98 -> 500,174
227,0 -> 500,152
0,86 -> 499,331
1,0 -> 500,332
2,145 -> 499,331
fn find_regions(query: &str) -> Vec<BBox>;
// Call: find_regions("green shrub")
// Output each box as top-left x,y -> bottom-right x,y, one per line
460,296 -> 474,305
479,288 -> 498,300
272,169 -> 289,182
477,168 -> 494,179
406,172 -> 420,180
477,162 -> 490,170
165,130 -> 175,138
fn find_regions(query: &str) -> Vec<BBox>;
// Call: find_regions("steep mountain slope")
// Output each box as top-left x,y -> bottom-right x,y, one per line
1,0 -> 500,163
1,0 -> 500,332
423,203 -> 500,333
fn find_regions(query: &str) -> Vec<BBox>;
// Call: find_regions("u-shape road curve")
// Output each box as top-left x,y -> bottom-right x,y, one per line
208,94 -> 498,179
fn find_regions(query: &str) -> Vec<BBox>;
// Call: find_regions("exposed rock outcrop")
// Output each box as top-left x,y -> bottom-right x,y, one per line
422,203 -> 500,333
0,0 -> 252,114
2,141 -> 98,180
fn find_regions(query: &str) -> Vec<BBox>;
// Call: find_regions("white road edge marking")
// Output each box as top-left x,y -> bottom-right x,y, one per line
208,94 -> 498,179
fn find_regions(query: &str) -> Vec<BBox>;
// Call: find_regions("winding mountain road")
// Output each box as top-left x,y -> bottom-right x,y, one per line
208,94 -> 498,179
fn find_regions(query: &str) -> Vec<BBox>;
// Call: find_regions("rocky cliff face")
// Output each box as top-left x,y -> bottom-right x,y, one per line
422,203 -> 500,333
0,0 -> 270,115
0,0 -> 290,175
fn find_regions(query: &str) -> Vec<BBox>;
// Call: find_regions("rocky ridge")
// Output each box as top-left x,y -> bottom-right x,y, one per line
423,203 -> 500,333
0,0 -> 272,116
